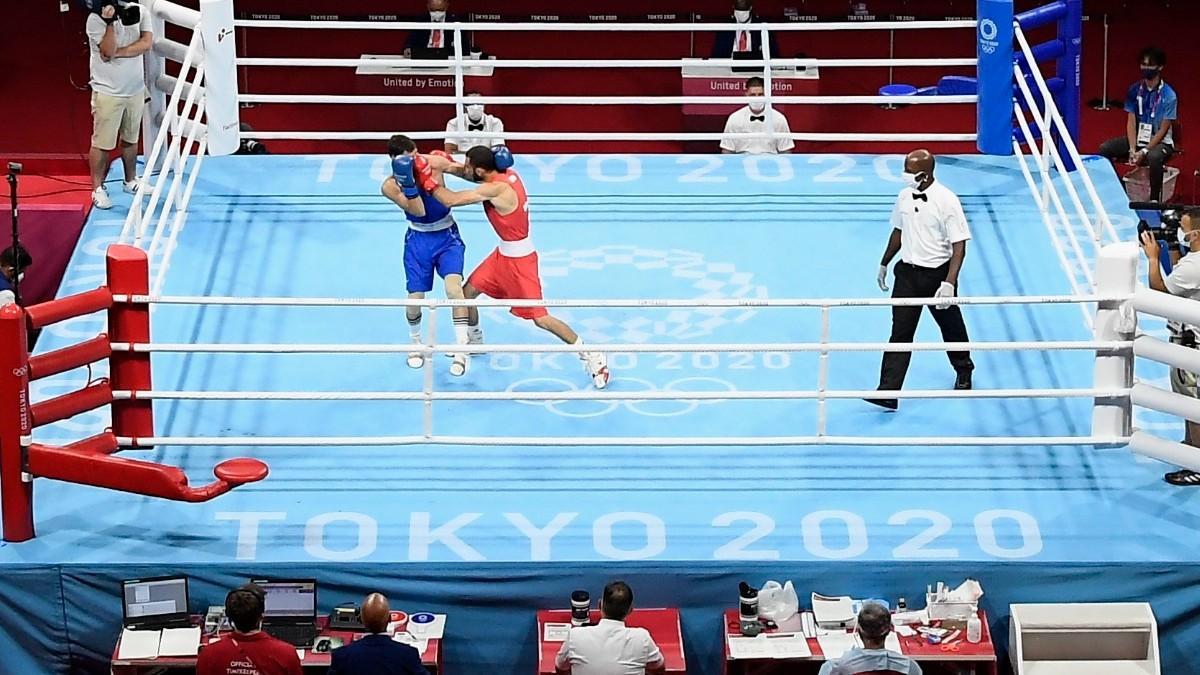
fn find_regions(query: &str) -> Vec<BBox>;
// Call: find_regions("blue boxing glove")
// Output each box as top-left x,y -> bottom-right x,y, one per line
391,155 -> 420,199
491,145 -> 514,171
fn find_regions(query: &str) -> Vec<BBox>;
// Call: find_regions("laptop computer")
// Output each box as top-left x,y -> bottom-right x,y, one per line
122,575 -> 192,630
253,579 -> 320,648
411,45 -> 452,62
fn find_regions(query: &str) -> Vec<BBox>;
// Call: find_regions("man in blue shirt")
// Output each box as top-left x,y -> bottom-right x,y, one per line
1098,47 -> 1178,202
818,603 -> 921,675
328,593 -> 429,675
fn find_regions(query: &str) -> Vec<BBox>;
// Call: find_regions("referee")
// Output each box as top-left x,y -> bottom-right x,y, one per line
867,149 -> 973,410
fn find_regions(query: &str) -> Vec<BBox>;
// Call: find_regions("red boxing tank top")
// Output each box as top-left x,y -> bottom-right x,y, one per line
482,169 -> 530,242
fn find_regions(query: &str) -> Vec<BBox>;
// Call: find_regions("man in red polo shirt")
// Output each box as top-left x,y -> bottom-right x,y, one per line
198,584 -> 303,675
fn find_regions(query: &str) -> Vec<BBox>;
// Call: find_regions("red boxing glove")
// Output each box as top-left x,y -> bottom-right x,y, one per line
413,154 -> 439,193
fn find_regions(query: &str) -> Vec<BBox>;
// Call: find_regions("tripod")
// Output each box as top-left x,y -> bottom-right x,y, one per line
6,162 -> 21,305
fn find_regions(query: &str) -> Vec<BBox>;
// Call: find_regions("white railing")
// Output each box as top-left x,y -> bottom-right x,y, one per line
233,18 -> 979,144
1011,23 -> 1119,320
121,0 -> 210,294
105,291 -> 1128,448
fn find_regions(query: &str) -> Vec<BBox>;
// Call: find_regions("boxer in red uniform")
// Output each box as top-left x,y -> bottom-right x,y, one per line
424,145 -> 610,389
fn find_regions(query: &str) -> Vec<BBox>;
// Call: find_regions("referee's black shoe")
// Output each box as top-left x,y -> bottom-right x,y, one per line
955,369 -> 973,390
865,397 -> 898,411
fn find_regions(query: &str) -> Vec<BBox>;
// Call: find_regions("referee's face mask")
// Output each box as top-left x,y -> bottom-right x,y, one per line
902,170 -> 928,190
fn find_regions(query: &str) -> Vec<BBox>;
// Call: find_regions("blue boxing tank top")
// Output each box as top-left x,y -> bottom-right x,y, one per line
406,191 -> 455,232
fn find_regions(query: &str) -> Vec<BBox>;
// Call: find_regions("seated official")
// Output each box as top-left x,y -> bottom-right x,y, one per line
0,244 -> 33,306
197,584 -> 303,675
445,91 -> 505,153
720,76 -> 793,154
403,0 -> 469,58
1098,47 -> 1177,202
555,581 -> 665,675
1140,208 -> 1200,487
329,593 -> 429,675
818,603 -> 921,675
711,0 -> 779,61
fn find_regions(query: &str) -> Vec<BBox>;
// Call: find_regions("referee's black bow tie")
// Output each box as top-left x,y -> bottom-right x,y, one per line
468,123 -> 485,131
749,115 -> 765,122
911,192 -> 928,202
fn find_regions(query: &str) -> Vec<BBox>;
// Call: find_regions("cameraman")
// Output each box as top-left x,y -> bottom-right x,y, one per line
1140,207 -> 1200,486
86,1 -> 152,210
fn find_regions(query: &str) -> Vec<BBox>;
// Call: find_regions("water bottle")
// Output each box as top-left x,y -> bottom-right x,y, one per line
570,590 -> 591,627
738,582 -> 760,636
966,614 -> 982,643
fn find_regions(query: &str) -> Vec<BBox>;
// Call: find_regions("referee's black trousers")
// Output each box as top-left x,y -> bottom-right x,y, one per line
878,261 -> 974,391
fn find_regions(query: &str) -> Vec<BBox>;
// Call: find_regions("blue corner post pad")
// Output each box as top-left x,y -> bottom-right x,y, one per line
976,0 -> 1015,156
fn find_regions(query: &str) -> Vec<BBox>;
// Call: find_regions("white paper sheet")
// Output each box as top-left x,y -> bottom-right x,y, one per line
815,632 -> 856,659
543,623 -> 571,642
117,629 -> 161,660
727,634 -> 811,659
158,626 -> 201,657
811,593 -> 855,626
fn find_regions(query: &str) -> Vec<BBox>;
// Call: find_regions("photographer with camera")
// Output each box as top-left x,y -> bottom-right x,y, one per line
1140,206 -> 1200,486
85,0 -> 152,210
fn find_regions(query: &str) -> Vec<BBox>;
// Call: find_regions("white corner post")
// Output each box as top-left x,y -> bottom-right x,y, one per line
199,0 -> 240,156
1091,242 -> 1138,441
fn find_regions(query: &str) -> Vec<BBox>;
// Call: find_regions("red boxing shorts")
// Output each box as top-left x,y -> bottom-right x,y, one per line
467,248 -> 547,320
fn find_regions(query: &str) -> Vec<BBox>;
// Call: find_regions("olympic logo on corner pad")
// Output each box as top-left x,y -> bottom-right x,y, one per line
978,19 -> 999,54
528,246 -> 769,343
505,376 -> 737,418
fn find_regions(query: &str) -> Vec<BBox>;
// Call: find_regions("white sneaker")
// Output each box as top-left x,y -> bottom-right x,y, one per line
406,339 -> 424,369
581,351 -> 610,389
466,327 -> 484,356
450,353 -> 470,377
123,178 -> 140,194
92,185 -> 113,209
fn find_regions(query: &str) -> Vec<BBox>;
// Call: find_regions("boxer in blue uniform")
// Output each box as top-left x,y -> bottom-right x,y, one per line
382,134 -> 470,376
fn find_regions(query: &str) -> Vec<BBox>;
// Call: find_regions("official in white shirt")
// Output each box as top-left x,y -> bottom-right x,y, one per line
555,581 -> 665,675
444,92 -> 505,154
1141,207 -> 1200,486
719,76 -> 793,155
867,149 -> 973,410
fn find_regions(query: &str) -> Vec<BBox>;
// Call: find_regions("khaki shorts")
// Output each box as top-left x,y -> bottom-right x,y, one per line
91,91 -> 145,151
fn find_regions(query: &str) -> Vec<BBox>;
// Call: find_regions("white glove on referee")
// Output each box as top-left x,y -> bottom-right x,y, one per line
934,281 -> 955,310
877,265 -> 889,292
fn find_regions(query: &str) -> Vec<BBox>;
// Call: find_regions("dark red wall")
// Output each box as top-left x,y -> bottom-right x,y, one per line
4,0 -> 1197,200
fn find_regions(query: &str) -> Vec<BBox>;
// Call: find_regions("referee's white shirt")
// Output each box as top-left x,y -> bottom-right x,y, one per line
891,180 -> 971,268
554,618 -> 664,675
444,113 -> 505,151
720,106 -> 794,154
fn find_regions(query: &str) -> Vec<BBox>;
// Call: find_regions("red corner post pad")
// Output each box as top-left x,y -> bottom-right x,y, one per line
26,433 -> 269,502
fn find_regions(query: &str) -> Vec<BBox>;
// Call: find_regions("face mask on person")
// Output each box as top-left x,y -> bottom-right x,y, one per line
16,272 -> 24,283
466,103 -> 485,122
733,9 -> 751,22
1142,67 -> 1160,80
747,95 -> 765,114
902,171 -> 927,189
429,10 -> 446,21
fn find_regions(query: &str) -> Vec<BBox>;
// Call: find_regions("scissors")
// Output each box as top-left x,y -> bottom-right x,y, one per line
939,641 -> 961,652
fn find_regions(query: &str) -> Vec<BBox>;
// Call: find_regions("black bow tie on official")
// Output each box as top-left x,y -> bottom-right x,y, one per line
468,123 -> 485,131
749,115 -> 765,122
911,192 -> 928,202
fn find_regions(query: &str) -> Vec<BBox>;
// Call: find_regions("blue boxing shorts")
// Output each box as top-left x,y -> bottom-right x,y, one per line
404,224 -> 466,293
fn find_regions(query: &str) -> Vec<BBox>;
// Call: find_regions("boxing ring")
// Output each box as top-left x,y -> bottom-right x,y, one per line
8,2 -> 1200,674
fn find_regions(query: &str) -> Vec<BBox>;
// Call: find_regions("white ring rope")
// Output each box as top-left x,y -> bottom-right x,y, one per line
241,131 -> 979,142
114,435 -> 1131,447
237,94 -> 978,106
108,341 -> 1126,354
114,293 -> 1127,307
232,20 -> 978,32
236,57 -> 978,69
111,388 -> 1128,402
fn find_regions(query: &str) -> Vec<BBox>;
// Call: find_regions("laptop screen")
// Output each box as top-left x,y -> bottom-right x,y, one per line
123,576 -> 188,622
258,580 -> 317,619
